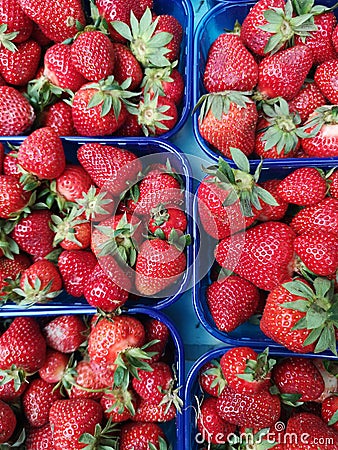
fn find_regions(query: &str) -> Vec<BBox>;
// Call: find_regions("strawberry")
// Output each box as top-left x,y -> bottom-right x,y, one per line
142,65 -> 184,105
220,347 -> 273,394
0,0 -> 33,43
11,210 -> 55,258
207,275 -> 260,333
197,397 -> 236,445
49,398 -> 103,450
71,31 -> 115,82
119,422 -> 166,450
0,365 -> 27,402
40,101 -> 76,136
0,254 -> 30,297
257,179 -> 288,222
277,167 -> 327,206
69,360 -> 107,400
329,170 -> 338,199
144,318 -> 169,364
285,412 -> 337,449
153,14 -> 182,63
0,175 -> 30,219
39,349 -> 69,384
31,22 -> 52,46
322,396 -> 338,431
273,357 -> 325,402
203,33 -> 258,93
101,388 -> 137,422
290,197 -> 338,236
96,0 -> 135,42
23,377 -> 62,427
0,317 -> 46,372
257,45 -> 313,101
135,238 -> 186,296
0,86 -> 35,135
0,74 -> 5,86
77,143 -> 141,196
112,43 -> 143,90
3,151 -> 20,178
43,315 -> 87,354
132,399 -> 177,422
289,82 -> 327,123
51,209 -> 91,251
19,0 -> 85,43
0,144 -> 3,174
118,110 -> 143,136
199,360 -> 227,397
260,277 -> 338,354
315,60 -> 338,103
44,43 -> 87,92
132,362 -> 173,403
148,205 -> 187,240
26,423 -> 53,450
0,400 -> 16,444
55,164 -> 92,204
75,186 -> 115,222
215,222 -> 295,291
196,91 -> 258,159
18,127 -> 66,181
216,385 -> 281,428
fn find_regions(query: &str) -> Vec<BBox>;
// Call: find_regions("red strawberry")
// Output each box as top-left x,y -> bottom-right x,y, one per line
257,45 -> 313,100
216,385 -> 281,428
71,31 -> 115,82
112,43 -> 143,90
294,230 -> 338,276
51,210 -> 91,251
31,22 -> 52,46
75,186 -> 116,222
19,0 -> 85,43
135,238 -> 186,296
257,179 -> 288,222
153,15 -> 182,63
144,318 -> 169,364
148,205 -> 187,240
0,317 -> 46,372
289,82 -> 327,123
44,43 -> 87,92
55,164 -> 92,203
23,378 -> 62,427
132,362 -> 173,403
43,315 -> 87,354
315,60 -> 338,103
197,397 -> 236,445
0,368 -> 27,402
18,127 -> 65,180
207,275 -> 260,333
203,33 -> 258,93
96,0 -> 135,42
220,347 -> 273,394
118,111 -> 143,136
40,101 -> 76,136
69,360 -> 107,400
0,39 -> 41,86
77,143 -> 141,196
0,86 -> 35,135
277,167 -> 327,206
39,349 -> 69,384
132,399 -> 177,422
0,175 -> 30,219
199,360 -> 227,397
0,74 -> 5,86
0,0 -> 33,43
49,398 -> 103,450
0,144 -> 3,174
215,222 -> 295,291
136,93 -> 178,136
11,210 -> 54,258
120,422 -> 166,450
142,65 -> 184,105
322,396 -> 338,431
0,400 -> 16,444
101,388 -> 137,422
3,151 -> 20,178
0,254 -> 30,297
26,423 -> 53,450
273,357 -> 325,402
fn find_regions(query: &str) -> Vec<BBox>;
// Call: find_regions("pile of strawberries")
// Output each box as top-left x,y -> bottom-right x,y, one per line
0,0 -> 185,137
0,127 -> 190,310
196,0 -> 338,159
0,313 -> 181,448
198,149 -> 338,355
194,346 -> 338,449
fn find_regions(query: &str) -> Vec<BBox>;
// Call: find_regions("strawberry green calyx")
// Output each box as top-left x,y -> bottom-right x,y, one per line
25,76 -> 65,113
51,208 -> 88,248
13,276 -> 62,308
204,359 -> 228,395
149,436 -> 172,450
0,220 -> 19,259
282,277 -> 338,355
229,428 -> 277,450
168,229 -> 191,252
302,105 -> 338,135
79,418 -> 119,450
75,186 -> 113,221
158,366 -> 183,414
141,62 -> 177,97
104,387 -> 136,416
0,24 -> 18,52
111,8 -> 173,68
0,365 -> 26,392
236,348 -> 276,384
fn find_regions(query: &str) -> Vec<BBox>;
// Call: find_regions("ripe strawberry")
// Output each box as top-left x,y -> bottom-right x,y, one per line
0,86 -> 35,135
0,144 -> 3,174
44,43 -> 87,92
277,167 -> 327,206
101,388 -> 137,422
220,347 -> 273,394
203,33 -> 258,92
96,0 -> 135,42
71,31 -> 115,82
135,238 -> 186,296
142,65 -> 184,105
199,360 -> 227,397
19,0 -> 85,43
3,151 -> 20,178
0,39 -> 40,86
216,385 -> 281,428
329,170 -> 338,200
31,21 -> 52,46
75,186 -> 115,222
132,399 -> 177,422
69,360 -> 107,400
120,422 -> 166,450
26,423 -> 53,450
43,315 -> 87,354
55,164 -> 92,204
49,398 -> 103,450
0,254 -> 30,297
289,82 -> 327,123
207,275 -> 259,333
290,197 -> 338,236
0,400 -> 16,444
135,93 -> 178,136
132,362 -> 173,403
0,74 -> 5,86
40,101 -> 76,136
51,209 -> 91,251
118,111 -> 143,136
285,412 -> 337,449
0,365 -> 27,402
315,60 -> 338,103
77,143 -> 141,196
0,317 -> 46,372
0,0 -> 33,43
153,14 -> 182,63
197,91 -> 258,158
112,43 -> 143,90
39,349 -> 69,384
197,397 -> 236,445
273,357 -> 325,402
23,378 -> 62,427
148,205 -> 187,240
322,396 -> 338,431
215,222 -> 295,291
0,175 -> 30,219
144,318 -> 169,364
257,179 -> 288,222
257,45 -> 313,100
18,127 -> 66,180
11,210 -> 54,258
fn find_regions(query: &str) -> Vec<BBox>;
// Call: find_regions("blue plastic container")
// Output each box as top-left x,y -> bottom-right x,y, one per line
0,137 -> 193,314
193,0 -> 338,162
185,345 -> 337,450
193,158 -> 338,349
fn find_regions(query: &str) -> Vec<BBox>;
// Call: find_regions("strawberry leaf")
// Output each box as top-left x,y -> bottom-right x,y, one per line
328,409 -> 338,426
